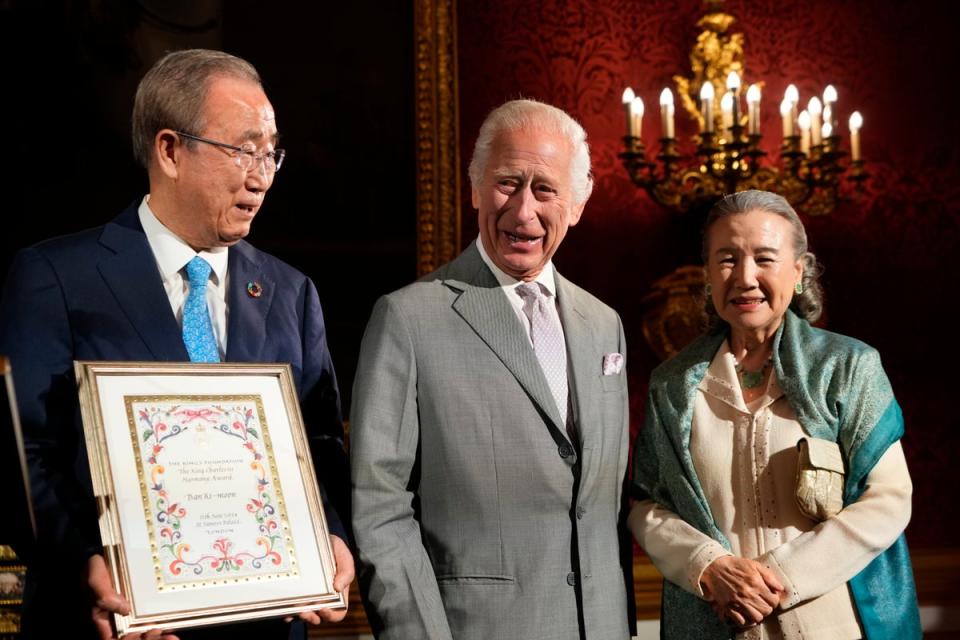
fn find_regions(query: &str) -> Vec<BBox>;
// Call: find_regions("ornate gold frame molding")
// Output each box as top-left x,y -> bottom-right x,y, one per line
415,0 -> 461,276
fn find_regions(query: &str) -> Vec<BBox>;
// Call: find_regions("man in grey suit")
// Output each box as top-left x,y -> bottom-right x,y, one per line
351,99 -> 634,639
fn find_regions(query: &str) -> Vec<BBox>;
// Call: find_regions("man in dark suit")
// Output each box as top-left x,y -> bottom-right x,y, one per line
0,49 -> 353,640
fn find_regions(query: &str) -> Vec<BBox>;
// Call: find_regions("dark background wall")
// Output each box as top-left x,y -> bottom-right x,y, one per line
0,0 -> 415,414
1,0 -> 957,550
458,0 -> 959,548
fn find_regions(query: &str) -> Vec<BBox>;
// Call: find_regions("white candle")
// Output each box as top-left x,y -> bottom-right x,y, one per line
631,96 -> 645,138
700,81 -> 714,133
821,121 -> 832,142
726,72 -> 741,125
849,111 -> 863,161
785,84 -> 799,134
721,92 -> 734,132
798,109 -> 811,155
823,85 -> 838,129
780,98 -> 793,137
659,88 -> 675,139
808,97 -> 823,146
746,84 -> 761,135
621,87 -> 635,137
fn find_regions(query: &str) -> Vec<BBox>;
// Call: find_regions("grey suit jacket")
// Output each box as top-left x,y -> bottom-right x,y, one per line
351,244 -> 632,640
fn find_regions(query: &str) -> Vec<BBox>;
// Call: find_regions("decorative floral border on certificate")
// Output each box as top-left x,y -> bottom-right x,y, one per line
124,395 -> 298,591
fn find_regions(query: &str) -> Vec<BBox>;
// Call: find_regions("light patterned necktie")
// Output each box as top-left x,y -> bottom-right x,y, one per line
516,282 -> 568,424
182,256 -> 220,363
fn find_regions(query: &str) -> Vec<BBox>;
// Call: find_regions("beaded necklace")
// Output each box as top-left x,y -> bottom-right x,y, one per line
734,354 -> 773,389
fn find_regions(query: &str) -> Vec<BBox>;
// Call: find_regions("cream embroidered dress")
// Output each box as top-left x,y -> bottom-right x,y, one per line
630,340 -> 912,639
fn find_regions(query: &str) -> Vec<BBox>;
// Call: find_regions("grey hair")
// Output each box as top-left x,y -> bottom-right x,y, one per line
467,99 -> 593,205
132,49 -> 262,168
702,189 -> 824,329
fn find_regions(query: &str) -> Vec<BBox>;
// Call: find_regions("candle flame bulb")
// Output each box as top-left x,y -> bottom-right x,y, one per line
747,84 -> 761,104
622,87 -> 635,104
700,81 -> 715,101
823,85 -> 838,104
726,71 -> 741,91
780,98 -> 791,117
822,121 -> 832,138
660,87 -> 674,106
633,96 -> 644,116
808,96 -> 822,115
849,111 -> 863,131
785,84 -> 799,104
798,110 -> 811,130
721,92 -> 734,111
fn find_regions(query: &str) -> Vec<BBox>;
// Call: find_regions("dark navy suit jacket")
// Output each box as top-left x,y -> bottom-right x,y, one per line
0,202 -> 348,639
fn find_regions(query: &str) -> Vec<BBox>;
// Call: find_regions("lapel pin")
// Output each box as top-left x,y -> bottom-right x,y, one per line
246,281 -> 263,298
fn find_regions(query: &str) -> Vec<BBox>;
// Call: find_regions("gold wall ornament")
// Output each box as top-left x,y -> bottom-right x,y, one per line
639,266 -> 707,361
619,1 -> 867,216
673,5 -> 744,133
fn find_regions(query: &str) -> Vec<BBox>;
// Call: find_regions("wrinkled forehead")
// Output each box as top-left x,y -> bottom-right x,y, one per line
488,127 -> 573,176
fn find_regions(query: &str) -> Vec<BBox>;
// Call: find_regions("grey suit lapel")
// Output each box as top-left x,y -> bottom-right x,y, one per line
225,243 -> 275,362
557,275 -> 601,450
444,245 -> 568,437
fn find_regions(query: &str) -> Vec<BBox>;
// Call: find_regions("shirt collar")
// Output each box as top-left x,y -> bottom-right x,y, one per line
138,195 -> 229,285
475,236 -> 557,297
698,339 -> 784,413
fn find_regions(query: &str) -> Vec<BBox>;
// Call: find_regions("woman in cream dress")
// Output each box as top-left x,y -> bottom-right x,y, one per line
630,190 -> 920,640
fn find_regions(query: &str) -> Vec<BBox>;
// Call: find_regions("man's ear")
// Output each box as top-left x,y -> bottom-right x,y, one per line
154,130 -> 181,180
568,200 -> 586,227
471,185 -> 480,210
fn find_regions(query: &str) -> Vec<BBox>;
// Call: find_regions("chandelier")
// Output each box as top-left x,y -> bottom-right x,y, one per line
618,3 -> 866,216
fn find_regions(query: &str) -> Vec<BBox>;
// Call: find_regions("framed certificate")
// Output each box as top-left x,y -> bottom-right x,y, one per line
75,361 -> 345,635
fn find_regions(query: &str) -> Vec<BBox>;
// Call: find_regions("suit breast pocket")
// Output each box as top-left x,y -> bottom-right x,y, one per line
600,373 -> 625,393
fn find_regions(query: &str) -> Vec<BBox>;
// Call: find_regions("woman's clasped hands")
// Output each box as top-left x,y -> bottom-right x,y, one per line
700,556 -> 785,627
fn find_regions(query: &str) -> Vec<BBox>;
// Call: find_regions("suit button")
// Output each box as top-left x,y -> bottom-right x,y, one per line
558,443 -> 573,458
566,572 -> 576,586
576,506 -> 586,519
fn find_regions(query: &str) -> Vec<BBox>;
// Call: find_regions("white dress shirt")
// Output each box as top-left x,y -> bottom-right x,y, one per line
138,196 -> 229,358
629,339 -> 912,640
475,236 -> 564,346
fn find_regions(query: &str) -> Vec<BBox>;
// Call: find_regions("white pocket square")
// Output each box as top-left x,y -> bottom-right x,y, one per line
602,353 -> 624,375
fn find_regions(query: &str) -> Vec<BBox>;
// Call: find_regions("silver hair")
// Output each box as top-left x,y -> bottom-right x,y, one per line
467,99 -> 593,205
701,189 -> 824,328
132,49 -> 262,168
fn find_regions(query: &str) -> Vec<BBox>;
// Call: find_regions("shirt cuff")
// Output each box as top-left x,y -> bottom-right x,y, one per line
688,541 -> 732,598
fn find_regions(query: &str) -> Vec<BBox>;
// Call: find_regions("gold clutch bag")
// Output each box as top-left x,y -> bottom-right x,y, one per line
795,437 -> 845,521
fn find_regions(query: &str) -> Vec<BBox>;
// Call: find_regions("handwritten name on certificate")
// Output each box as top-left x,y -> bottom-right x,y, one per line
124,396 -> 298,590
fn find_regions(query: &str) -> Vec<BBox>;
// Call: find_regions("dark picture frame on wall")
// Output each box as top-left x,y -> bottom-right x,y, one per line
0,357 -> 33,637
0,357 -> 35,561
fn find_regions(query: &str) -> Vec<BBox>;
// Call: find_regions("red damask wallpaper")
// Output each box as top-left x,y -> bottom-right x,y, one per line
458,0 -> 959,547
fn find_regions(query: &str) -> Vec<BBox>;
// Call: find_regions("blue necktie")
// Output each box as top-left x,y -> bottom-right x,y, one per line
182,256 -> 220,363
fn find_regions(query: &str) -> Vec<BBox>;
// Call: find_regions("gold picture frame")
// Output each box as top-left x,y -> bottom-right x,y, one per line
75,361 -> 344,635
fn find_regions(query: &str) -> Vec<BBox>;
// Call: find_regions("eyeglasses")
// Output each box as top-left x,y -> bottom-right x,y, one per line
175,131 -> 285,174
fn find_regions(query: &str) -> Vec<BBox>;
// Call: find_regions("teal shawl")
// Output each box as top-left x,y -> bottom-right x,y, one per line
632,310 -> 921,639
